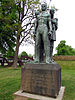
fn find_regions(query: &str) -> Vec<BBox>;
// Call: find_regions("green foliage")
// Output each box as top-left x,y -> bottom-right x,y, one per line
0,0 -> 17,54
20,51 -> 28,57
56,40 -> 75,55
18,51 -> 28,60
4,49 -> 15,58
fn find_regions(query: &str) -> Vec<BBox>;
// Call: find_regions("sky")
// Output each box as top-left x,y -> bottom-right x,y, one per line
19,0 -> 75,55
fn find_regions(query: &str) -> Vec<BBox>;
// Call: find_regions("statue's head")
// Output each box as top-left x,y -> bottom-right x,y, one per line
35,11 -> 39,17
50,8 -> 55,18
50,8 -> 55,15
41,2 -> 47,11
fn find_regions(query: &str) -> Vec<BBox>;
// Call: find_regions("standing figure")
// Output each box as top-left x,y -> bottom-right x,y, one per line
49,8 -> 58,62
34,2 -> 52,63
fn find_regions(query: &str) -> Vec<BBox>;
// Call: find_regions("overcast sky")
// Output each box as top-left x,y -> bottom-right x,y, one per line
19,0 -> 75,55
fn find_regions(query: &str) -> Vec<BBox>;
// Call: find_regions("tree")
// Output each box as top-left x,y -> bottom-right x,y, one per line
18,51 -> 28,60
0,0 -> 17,54
56,40 -> 75,55
13,0 -> 40,68
20,51 -> 28,57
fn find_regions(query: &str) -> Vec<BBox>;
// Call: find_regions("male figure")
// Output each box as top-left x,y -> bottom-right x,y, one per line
34,3 -> 52,63
50,8 -> 58,62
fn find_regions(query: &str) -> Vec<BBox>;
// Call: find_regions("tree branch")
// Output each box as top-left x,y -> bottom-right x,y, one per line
21,1 -> 25,22
22,7 -> 29,21
20,25 -> 33,45
22,15 -> 33,22
22,22 -> 34,29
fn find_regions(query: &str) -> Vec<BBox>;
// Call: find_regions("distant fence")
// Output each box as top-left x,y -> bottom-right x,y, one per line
1,56 -> 75,66
0,56 -> 34,67
53,56 -> 75,61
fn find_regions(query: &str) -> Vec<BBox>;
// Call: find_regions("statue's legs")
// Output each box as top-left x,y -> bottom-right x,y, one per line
42,28 -> 50,63
50,40 -> 54,62
34,25 -> 51,63
34,32 -> 41,63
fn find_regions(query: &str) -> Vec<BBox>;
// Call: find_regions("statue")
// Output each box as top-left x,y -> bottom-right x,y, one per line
34,3 -> 58,63
49,8 -> 58,62
34,2 -> 52,63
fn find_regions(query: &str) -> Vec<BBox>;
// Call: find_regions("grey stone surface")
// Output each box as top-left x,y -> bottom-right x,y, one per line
21,63 -> 61,98
14,87 -> 65,100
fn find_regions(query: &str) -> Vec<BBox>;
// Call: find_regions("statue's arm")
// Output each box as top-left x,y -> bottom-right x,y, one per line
33,19 -> 38,35
47,14 -> 52,35
52,18 -> 58,31
55,18 -> 58,30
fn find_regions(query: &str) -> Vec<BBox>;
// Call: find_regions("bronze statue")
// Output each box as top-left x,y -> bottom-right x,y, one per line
49,8 -> 58,62
34,3 -> 58,63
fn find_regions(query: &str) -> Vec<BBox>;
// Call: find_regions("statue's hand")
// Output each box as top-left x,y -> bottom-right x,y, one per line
33,31 -> 36,35
34,34 -> 36,38
33,31 -> 36,41
48,31 -> 53,40
48,31 -> 52,36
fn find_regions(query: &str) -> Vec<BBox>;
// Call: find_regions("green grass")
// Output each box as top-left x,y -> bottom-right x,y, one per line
0,61 -> 75,100
57,61 -> 75,100
0,67 -> 21,100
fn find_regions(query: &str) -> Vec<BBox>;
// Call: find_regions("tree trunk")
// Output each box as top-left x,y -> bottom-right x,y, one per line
13,34 -> 20,68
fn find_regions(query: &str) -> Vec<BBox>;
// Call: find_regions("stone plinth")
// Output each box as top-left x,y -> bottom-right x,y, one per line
21,63 -> 61,98
14,87 -> 65,100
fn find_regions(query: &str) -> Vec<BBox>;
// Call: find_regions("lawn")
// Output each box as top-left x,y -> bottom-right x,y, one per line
0,61 -> 75,100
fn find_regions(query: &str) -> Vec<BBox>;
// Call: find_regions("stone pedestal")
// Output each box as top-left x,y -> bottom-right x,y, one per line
21,63 -> 61,98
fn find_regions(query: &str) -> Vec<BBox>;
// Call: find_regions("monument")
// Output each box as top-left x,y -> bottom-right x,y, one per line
14,2 -> 65,100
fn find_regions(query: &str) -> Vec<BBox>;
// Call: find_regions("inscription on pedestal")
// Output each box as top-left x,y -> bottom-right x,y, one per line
21,64 -> 61,98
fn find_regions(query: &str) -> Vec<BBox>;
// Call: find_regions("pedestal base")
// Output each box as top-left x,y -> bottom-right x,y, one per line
14,87 -> 65,100
21,63 -> 61,98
